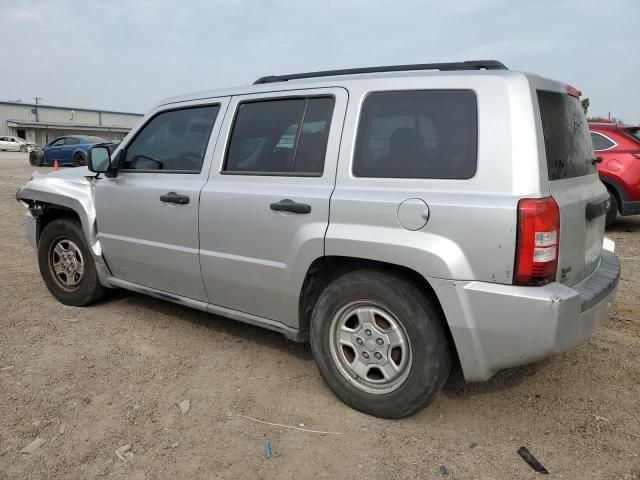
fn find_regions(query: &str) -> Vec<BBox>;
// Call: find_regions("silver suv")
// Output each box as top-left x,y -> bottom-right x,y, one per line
16,61 -> 620,418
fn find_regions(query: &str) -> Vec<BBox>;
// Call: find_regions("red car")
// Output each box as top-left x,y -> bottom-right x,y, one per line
589,122 -> 640,226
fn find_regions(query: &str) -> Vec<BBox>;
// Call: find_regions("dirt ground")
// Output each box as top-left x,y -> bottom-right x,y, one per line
1,151 -> 639,480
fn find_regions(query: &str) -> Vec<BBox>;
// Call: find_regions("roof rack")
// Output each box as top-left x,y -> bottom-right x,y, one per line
253,60 -> 508,85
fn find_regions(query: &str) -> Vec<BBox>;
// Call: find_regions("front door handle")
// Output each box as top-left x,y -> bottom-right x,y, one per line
160,192 -> 190,205
270,199 -> 311,214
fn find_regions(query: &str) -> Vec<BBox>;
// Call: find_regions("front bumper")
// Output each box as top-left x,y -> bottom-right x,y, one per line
434,251 -> 620,381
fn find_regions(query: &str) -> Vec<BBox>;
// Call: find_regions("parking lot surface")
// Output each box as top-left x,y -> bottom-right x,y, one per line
1,151 -> 639,479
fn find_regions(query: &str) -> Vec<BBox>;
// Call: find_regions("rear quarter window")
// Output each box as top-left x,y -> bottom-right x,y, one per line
353,90 -> 477,179
537,91 -> 595,180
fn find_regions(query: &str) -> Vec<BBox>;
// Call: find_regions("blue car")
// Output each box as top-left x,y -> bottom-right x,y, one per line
29,135 -> 112,167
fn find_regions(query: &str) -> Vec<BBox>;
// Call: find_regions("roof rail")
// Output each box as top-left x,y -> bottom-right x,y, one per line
253,60 -> 508,85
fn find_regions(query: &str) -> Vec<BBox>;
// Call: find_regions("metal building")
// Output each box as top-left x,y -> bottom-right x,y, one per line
0,100 -> 143,146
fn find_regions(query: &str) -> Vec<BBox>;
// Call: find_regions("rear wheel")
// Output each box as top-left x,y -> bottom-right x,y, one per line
605,190 -> 618,228
37,218 -> 107,306
74,153 -> 87,166
310,269 -> 451,418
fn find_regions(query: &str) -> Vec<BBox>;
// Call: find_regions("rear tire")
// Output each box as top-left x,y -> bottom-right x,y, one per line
37,218 -> 107,306
310,269 -> 451,418
605,191 -> 618,228
74,153 -> 87,167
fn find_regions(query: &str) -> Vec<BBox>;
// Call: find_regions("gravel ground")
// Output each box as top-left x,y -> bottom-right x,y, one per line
1,151 -> 639,479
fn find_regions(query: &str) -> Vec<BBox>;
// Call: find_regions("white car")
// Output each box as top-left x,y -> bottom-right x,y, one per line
0,136 -> 37,152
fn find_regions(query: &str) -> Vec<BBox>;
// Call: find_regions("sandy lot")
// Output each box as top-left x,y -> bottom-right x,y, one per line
1,151 -> 639,479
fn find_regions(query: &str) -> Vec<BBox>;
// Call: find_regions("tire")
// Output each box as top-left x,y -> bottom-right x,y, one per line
29,151 -> 43,167
310,269 -> 451,418
37,218 -> 107,306
74,153 -> 87,167
605,190 -> 618,228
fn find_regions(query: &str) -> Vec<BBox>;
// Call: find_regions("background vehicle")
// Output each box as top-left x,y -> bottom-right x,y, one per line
589,122 -> 640,226
28,135 -> 109,167
0,135 -> 37,152
16,62 -> 620,418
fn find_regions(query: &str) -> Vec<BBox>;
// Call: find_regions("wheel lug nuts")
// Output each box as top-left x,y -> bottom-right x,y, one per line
376,338 -> 383,346
374,352 -> 382,360
364,329 -> 372,337
355,337 -> 363,345
362,352 -> 369,359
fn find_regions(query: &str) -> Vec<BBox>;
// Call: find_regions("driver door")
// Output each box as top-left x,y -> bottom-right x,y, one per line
94,98 -> 229,300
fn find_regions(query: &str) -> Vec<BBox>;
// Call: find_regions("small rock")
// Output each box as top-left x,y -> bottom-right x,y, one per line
115,444 -> 133,462
171,442 -> 179,449
298,423 -> 305,427
64,318 -> 79,323
58,423 -> 66,435
178,400 -> 190,415
439,465 -> 449,475
469,442 -> 478,449
20,437 -> 47,454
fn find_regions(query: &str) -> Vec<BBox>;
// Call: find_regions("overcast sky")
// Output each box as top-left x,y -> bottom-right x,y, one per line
1,0 -> 638,122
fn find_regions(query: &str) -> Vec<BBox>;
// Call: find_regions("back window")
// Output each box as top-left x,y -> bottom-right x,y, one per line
353,90 -> 477,179
537,91 -> 595,180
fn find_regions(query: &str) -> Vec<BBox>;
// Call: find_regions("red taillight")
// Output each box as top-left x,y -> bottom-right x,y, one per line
514,197 -> 560,286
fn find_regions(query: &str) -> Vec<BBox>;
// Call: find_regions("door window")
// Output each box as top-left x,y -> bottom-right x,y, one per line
64,137 -> 80,146
50,138 -> 65,147
224,97 -> 334,175
121,105 -> 220,172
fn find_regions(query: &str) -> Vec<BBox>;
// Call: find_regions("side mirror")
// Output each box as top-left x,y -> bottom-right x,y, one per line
88,146 -> 112,173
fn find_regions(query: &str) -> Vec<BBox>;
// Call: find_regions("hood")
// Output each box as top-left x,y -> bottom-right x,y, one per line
42,166 -> 92,180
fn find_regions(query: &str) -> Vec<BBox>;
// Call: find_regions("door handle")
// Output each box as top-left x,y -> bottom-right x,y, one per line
160,192 -> 190,205
270,199 -> 311,214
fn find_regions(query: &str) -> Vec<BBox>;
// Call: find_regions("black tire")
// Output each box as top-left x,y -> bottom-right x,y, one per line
37,218 -> 107,306
29,151 -> 43,167
605,190 -> 618,228
310,269 -> 451,418
74,153 -> 87,167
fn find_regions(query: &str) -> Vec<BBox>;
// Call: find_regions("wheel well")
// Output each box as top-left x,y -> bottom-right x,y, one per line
601,178 -> 623,213
298,256 -> 458,362
34,203 -> 82,242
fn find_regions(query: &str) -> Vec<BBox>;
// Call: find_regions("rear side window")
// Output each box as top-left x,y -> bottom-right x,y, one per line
537,91 -> 595,180
626,128 -> 640,143
353,90 -> 477,179
590,132 -> 616,151
64,137 -> 80,146
224,97 -> 334,175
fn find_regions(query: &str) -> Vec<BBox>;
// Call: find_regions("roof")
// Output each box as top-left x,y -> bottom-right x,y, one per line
159,67 -> 527,107
589,122 -> 638,130
0,100 -> 142,116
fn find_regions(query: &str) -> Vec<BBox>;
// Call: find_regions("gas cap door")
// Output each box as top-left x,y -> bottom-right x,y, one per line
397,198 -> 429,231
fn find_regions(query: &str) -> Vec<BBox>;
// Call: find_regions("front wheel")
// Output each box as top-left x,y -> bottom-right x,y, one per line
37,218 -> 107,306
310,269 -> 451,418
29,151 -> 43,166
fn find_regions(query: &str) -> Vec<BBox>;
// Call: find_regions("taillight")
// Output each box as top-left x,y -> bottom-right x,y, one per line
514,197 -> 560,286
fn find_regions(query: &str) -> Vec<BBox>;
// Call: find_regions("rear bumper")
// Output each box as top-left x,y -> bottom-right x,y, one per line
433,251 -> 620,381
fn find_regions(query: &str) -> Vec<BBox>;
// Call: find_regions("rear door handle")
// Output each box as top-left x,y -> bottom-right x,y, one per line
160,192 -> 190,205
270,199 -> 311,214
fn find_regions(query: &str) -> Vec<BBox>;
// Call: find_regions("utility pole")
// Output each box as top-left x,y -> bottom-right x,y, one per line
32,96 -> 42,122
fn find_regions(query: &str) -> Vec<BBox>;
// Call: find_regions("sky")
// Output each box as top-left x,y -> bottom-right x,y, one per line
0,0 -> 638,123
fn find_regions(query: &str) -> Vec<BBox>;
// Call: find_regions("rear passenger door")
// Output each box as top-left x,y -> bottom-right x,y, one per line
199,88 -> 348,328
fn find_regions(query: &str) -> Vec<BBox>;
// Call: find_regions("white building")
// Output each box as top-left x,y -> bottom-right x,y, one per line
0,100 -> 143,146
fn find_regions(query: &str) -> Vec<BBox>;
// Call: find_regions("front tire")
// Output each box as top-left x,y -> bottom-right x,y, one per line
29,151 -> 43,166
310,269 -> 451,418
37,218 -> 107,306
605,191 -> 618,228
